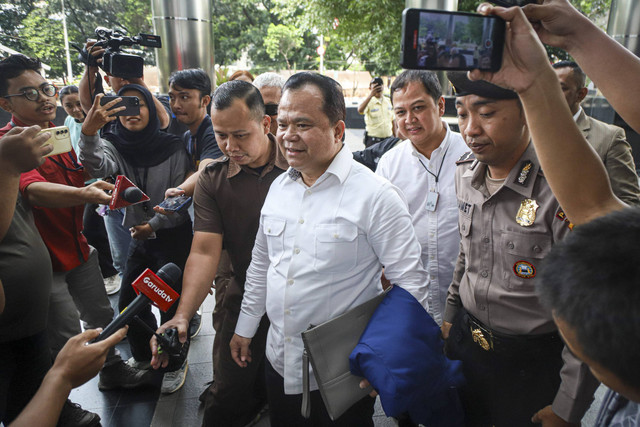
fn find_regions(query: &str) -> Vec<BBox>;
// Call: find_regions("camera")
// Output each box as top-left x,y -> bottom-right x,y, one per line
92,27 -> 162,79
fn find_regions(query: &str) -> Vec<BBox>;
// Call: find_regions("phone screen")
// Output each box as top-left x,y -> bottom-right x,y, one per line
401,9 -> 505,72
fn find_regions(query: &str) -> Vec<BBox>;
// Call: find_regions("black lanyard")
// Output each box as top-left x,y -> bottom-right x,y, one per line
416,142 -> 450,184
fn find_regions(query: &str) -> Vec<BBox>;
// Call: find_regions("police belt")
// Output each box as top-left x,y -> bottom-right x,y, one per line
463,311 -> 561,355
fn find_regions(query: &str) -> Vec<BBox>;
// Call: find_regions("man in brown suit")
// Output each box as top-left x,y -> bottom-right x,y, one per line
553,61 -> 640,205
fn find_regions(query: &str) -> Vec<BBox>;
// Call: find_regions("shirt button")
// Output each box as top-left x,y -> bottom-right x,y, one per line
267,228 -> 271,233
305,190 -> 312,195
287,279 -> 294,285
486,201 -> 493,207
285,309 -> 291,315
298,218 -> 304,224
294,248 -> 300,254
507,242 -> 515,250
483,237 -> 490,243
461,225 -> 466,231
481,270 -> 488,278
333,233 -> 339,239
533,245 -> 542,253
479,304 -> 486,311
285,337 -> 292,343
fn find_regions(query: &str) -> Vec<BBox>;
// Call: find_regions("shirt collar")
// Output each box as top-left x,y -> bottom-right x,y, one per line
572,107 -> 583,122
470,142 -> 540,199
227,133 -> 287,178
10,116 -> 55,129
287,143 -> 351,185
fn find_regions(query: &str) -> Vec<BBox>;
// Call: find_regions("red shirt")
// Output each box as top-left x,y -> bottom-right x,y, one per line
1,117 -> 90,272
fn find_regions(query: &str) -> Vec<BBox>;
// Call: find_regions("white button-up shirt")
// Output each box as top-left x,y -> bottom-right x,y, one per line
236,144 -> 429,394
376,122 -> 468,325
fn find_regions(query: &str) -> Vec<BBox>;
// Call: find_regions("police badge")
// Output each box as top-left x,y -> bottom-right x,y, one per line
516,199 -> 539,226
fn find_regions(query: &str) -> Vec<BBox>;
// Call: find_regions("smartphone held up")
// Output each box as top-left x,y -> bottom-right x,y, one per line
401,8 -> 506,72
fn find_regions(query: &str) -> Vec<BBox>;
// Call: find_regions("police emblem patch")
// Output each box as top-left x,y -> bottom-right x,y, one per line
513,261 -> 536,279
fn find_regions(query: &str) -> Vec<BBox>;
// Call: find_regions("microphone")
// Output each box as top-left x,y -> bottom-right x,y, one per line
122,186 -> 144,203
93,263 -> 182,342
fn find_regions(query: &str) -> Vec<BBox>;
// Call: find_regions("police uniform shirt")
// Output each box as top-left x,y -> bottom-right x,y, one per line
445,142 -> 597,420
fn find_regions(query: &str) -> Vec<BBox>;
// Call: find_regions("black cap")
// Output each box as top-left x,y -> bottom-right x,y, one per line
447,71 -> 518,100
370,77 -> 383,86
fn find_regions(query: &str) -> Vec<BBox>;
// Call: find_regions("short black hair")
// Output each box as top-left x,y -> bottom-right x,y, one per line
282,72 -> 345,124
390,70 -> 441,104
59,85 -> 79,101
211,80 -> 264,122
0,54 -> 42,97
552,60 -> 586,89
168,68 -> 212,99
538,207 -> 640,388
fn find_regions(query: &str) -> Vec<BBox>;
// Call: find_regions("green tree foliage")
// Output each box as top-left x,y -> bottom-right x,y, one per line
0,0 -> 153,79
276,0 -> 406,76
264,24 -> 302,70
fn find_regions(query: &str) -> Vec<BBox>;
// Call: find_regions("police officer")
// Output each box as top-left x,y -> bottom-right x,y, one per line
441,72 -> 599,426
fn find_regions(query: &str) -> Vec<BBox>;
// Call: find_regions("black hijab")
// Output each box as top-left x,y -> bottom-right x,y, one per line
102,84 -> 184,168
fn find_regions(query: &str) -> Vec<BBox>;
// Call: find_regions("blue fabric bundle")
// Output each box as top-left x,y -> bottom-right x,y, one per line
349,286 -> 465,426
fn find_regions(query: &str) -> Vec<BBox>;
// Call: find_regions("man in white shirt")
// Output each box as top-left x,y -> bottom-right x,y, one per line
376,70 -> 468,326
230,72 -> 429,425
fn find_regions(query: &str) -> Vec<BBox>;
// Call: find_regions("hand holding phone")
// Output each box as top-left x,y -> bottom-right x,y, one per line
401,8 -> 506,72
38,126 -> 72,157
156,195 -> 192,214
100,96 -> 140,117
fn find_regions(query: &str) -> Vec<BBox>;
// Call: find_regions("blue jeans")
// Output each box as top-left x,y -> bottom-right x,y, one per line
103,208 -> 132,277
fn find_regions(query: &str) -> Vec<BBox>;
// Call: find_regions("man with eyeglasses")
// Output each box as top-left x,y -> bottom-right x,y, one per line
0,55 -> 154,426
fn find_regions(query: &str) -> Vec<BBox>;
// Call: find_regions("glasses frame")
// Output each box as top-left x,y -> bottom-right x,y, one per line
2,83 -> 58,101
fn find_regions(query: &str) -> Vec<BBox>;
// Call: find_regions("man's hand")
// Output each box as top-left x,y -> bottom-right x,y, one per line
81,94 -> 125,136
80,180 -> 114,205
153,187 -> 185,215
522,0 -> 591,52
358,379 -> 379,398
130,223 -> 154,240
0,126 -> 52,174
469,4 -> 555,95
441,321 -> 453,340
84,40 -> 105,67
150,316 -> 189,369
51,327 -> 127,389
370,83 -> 383,97
230,334 -> 252,367
532,405 -> 579,427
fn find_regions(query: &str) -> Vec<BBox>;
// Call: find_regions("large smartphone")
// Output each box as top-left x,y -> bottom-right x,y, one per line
157,195 -> 192,213
401,8 -> 506,72
490,0 -> 538,6
100,95 -> 140,116
39,126 -> 72,157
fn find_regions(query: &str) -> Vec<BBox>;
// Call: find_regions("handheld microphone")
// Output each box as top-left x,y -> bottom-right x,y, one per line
122,186 -> 144,203
93,263 -> 182,342
109,175 -> 149,210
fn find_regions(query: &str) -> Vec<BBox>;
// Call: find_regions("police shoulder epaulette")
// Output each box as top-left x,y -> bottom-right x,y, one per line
456,151 -> 475,165
205,156 -> 229,171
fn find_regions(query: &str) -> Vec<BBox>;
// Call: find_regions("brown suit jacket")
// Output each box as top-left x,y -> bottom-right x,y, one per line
577,109 -> 640,206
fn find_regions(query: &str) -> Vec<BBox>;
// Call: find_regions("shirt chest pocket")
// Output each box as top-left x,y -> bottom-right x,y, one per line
501,231 -> 552,290
313,224 -> 358,273
264,217 -> 286,267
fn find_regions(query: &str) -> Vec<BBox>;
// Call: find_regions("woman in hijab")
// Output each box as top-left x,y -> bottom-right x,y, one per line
79,84 -> 193,369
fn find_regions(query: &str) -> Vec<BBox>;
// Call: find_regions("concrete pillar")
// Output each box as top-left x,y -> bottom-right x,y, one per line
150,0 -> 214,93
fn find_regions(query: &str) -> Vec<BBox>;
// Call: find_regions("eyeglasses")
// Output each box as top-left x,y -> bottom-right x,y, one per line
3,83 -> 57,101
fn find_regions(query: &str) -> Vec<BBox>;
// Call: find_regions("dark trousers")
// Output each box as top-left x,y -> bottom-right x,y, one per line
445,310 -> 564,427
83,203 -> 118,278
120,221 -> 192,362
201,310 -> 269,427
0,331 -> 52,424
265,360 -> 375,427
363,133 -> 387,148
